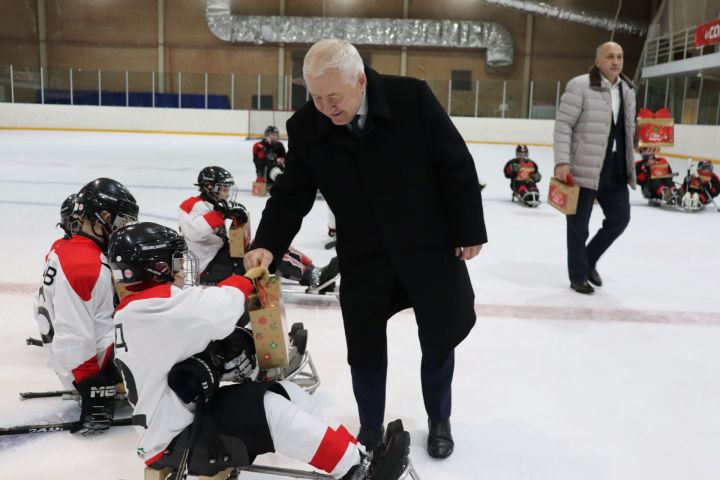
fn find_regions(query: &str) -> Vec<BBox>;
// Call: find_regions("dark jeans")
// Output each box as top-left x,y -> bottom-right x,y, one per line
351,335 -> 454,429
566,185 -> 630,283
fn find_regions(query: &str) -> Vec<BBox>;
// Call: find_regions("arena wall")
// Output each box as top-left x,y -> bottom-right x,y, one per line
1,103 -> 717,164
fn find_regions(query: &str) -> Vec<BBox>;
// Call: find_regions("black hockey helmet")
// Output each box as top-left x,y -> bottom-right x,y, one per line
195,166 -> 236,202
698,160 -> 714,172
109,222 -> 197,288
265,125 -> 280,137
516,144 -> 529,157
58,193 -> 79,236
75,178 -> 139,237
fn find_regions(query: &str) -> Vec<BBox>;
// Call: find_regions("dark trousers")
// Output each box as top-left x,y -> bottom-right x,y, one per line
351,335 -> 454,429
566,185 -> 630,283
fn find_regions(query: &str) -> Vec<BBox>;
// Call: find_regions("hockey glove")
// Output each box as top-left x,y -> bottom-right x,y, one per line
216,200 -> 249,224
218,327 -> 257,383
510,162 -> 520,173
168,351 -> 220,404
531,172 -> 542,183
71,372 -> 116,436
245,266 -> 270,284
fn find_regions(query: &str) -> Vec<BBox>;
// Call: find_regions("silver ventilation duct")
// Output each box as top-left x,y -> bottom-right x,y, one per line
481,0 -> 647,37
206,0 -> 514,67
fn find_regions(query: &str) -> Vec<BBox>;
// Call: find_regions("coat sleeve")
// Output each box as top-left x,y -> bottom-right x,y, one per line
553,78 -> 584,167
252,129 -> 318,268
421,82 -> 487,247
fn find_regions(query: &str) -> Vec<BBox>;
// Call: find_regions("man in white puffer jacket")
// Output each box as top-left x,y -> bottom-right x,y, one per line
554,42 -> 654,295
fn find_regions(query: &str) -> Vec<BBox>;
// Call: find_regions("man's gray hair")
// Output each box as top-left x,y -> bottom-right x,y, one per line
303,39 -> 364,86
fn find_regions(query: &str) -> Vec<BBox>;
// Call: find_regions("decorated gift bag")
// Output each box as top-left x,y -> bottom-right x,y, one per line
248,276 -> 288,369
548,175 -> 579,215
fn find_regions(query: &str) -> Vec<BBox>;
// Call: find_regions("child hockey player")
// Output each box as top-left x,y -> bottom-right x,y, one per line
503,144 -> 542,207
34,178 -> 138,435
678,160 -> 720,211
252,125 -> 287,184
179,166 -> 338,292
635,152 -> 679,206
109,222 -> 412,479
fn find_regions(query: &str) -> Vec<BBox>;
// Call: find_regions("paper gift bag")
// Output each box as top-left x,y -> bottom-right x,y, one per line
517,162 -> 535,181
228,217 -> 252,258
252,181 -> 267,197
548,176 -> 579,215
649,162 -> 672,179
248,276 -> 288,369
637,108 -> 674,147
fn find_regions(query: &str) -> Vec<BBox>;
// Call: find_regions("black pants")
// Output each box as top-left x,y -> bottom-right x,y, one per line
566,185 -> 630,283
351,341 -> 454,429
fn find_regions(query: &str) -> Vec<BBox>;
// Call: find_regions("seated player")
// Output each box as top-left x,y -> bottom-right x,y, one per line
503,144 -> 541,207
109,222 -> 411,479
696,160 -> 720,204
179,166 -> 339,292
34,178 -> 139,435
635,152 -> 678,205
252,125 -> 287,184
678,160 -> 719,210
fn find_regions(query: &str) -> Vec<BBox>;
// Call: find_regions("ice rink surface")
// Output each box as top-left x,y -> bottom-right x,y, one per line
0,130 -> 719,479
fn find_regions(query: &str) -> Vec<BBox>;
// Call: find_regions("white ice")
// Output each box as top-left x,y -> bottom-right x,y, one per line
0,130 -> 719,480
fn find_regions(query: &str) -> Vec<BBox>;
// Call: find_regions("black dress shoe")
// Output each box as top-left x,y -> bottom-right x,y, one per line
357,425 -> 384,452
588,268 -> 603,287
427,419 -> 454,459
570,281 -> 595,294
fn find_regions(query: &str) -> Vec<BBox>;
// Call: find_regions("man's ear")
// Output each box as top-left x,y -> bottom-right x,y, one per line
358,71 -> 367,90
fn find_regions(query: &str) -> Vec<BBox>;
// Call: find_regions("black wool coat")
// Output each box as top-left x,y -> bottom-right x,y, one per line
253,67 -> 487,369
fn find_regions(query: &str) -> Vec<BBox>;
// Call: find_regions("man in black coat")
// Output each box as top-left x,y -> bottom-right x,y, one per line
244,39 -> 487,459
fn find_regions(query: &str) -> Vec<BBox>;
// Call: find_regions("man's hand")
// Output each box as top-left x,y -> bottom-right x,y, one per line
243,248 -> 273,271
554,164 -> 571,183
454,244 -> 483,261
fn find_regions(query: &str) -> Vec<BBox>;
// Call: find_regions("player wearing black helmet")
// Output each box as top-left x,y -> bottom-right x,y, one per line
503,145 -> 542,207
33,178 -> 138,436
252,125 -> 287,184
635,152 -> 678,206
110,222 -> 411,480
179,166 -> 249,284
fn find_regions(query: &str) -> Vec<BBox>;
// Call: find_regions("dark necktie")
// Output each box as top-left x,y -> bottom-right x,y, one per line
350,115 -> 363,139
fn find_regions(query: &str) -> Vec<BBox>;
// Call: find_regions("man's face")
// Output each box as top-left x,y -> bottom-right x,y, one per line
306,68 -> 366,126
595,43 -> 624,82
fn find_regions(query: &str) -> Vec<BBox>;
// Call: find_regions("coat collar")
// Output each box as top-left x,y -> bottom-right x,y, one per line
588,64 -> 634,90
316,66 -> 392,146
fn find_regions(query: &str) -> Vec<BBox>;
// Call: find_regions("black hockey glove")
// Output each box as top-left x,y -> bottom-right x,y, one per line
510,162 -> 520,173
215,200 -> 249,224
71,372 -> 116,436
168,351 -> 220,404
217,327 -> 257,383
266,152 -> 278,163
531,172 -> 542,183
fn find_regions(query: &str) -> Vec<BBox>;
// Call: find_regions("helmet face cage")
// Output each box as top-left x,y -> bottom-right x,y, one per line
698,160 -> 713,172
265,126 -> 279,138
172,250 -> 199,288
76,179 -> 139,238
516,145 -> 529,159
197,167 -> 237,203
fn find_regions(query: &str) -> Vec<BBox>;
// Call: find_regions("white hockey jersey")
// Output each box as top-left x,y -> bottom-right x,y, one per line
112,275 -> 253,465
178,196 -> 226,272
34,235 -> 115,390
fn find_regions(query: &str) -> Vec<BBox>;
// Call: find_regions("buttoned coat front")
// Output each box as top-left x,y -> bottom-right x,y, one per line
253,67 -> 487,368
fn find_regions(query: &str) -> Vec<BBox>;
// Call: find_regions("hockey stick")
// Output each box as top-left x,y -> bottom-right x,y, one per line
19,389 -> 129,402
26,337 -> 43,347
0,417 -> 132,435
237,465 -> 334,479
19,390 -> 73,400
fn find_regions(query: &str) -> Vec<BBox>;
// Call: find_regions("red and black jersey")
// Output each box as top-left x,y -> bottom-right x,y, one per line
253,139 -> 287,165
503,157 -> 539,181
635,156 -> 673,186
